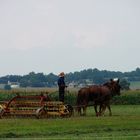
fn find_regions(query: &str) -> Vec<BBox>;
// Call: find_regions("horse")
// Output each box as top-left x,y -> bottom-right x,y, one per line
76,87 -> 90,115
100,79 -> 121,115
76,79 -> 121,116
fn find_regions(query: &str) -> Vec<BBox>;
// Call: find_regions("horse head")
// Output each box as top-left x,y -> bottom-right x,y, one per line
104,79 -> 121,96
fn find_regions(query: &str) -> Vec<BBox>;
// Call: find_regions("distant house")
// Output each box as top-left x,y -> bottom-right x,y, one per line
8,81 -> 20,89
68,82 -> 77,88
78,83 -> 86,88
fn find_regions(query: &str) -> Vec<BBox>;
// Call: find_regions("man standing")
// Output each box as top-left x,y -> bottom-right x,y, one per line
57,72 -> 67,102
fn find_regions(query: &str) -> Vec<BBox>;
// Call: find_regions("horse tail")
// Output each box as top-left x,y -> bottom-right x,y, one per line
76,90 -> 82,113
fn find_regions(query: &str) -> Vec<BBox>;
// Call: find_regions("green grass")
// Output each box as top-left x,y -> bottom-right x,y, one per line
0,105 -> 140,140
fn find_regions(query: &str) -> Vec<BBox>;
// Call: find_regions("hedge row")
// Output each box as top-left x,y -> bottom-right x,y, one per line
112,90 -> 140,105
49,90 -> 140,105
0,90 -> 140,105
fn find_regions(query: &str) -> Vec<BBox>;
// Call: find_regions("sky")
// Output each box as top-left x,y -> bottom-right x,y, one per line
0,0 -> 140,76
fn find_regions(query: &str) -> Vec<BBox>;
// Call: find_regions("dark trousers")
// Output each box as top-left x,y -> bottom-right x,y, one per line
59,89 -> 65,102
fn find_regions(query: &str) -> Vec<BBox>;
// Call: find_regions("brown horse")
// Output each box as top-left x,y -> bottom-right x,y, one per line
76,79 -> 121,116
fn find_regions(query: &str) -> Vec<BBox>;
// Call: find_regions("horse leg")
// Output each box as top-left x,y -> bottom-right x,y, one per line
106,104 -> 112,116
83,106 -> 87,116
77,106 -> 82,116
94,104 -> 99,116
99,104 -> 104,116
100,104 -> 106,116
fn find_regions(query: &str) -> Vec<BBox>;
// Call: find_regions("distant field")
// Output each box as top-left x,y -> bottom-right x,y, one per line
130,81 -> 140,90
0,105 -> 140,140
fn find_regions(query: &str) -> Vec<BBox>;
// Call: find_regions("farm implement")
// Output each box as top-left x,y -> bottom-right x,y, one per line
0,94 -> 73,119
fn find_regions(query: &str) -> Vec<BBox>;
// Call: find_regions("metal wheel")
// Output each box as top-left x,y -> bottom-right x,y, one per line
65,104 -> 74,117
35,107 -> 47,119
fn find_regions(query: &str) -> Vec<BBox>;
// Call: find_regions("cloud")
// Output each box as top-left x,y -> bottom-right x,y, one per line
1,0 -> 139,51
72,24 -> 116,49
0,0 -> 57,50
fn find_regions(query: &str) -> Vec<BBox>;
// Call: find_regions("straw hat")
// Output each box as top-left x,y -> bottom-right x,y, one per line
59,72 -> 65,77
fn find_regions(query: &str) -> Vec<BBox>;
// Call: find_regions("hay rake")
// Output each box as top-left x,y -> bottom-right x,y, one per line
0,94 -> 73,119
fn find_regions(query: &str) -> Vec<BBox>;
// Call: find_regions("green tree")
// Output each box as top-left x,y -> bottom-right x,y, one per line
4,84 -> 11,90
120,79 -> 130,90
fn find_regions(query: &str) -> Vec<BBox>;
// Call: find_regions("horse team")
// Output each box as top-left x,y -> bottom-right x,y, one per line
76,79 -> 121,116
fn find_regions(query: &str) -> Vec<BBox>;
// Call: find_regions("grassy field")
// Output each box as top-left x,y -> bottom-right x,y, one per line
0,105 -> 140,140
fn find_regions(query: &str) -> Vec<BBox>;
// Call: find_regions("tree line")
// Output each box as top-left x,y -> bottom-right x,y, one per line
0,68 -> 140,88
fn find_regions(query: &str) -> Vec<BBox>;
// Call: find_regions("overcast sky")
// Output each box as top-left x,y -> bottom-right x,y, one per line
0,0 -> 140,76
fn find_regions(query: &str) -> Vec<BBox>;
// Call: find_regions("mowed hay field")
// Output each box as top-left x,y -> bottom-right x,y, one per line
0,105 -> 140,140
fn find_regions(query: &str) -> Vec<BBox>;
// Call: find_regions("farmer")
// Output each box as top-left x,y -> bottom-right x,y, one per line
57,72 -> 67,102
